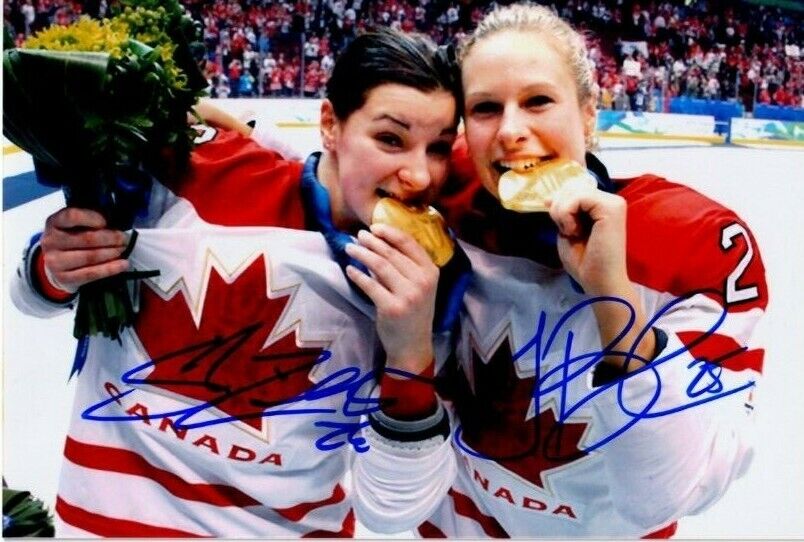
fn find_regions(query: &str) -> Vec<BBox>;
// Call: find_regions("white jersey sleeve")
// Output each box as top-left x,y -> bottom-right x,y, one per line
589,328 -> 758,528
587,177 -> 767,528
249,112 -> 306,161
10,234 -> 76,318
9,181 -> 177,319
352,395 -> 456,534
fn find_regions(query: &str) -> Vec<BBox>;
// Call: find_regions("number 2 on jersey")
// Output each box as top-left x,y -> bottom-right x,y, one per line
721,223 -> 759,304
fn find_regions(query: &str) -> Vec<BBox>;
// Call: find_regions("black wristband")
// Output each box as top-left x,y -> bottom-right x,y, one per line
368,405 -> 451,442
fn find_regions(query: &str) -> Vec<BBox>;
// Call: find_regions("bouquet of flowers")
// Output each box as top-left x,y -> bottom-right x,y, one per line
3,0 -> 207,342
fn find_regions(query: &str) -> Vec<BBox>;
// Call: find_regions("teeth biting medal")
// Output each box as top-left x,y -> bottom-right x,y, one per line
498,158 -> 597,212
371,198 -> 454,266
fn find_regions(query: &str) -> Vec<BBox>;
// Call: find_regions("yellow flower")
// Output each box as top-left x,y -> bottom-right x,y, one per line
24,16 -> 128,58
22,8 -> 188,90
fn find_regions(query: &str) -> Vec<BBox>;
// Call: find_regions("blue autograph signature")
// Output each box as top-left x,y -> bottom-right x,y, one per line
81,325 -> 417,453
83,290 -> 754,456
454,288 -> 755,459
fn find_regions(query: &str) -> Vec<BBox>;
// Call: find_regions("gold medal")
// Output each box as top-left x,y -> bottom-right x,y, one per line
498,158 -> 596,212
371,198 -> 454,267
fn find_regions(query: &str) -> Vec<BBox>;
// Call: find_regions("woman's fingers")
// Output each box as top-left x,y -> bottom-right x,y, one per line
344,264 -> 394,306
547,183 -> 594,238
43,208 -> 128,251
368,223 -> 434,269
46,259 -> 130,293
39,207 -> 131,292
343,222 -> 440,312
548,184 -> 625,239
356,225 -> 439,284
43,247 -> 129,273
344,225 -> 439,371
46,207 -> 107,230
42,227 -> 128,252
345,238 -> 408,293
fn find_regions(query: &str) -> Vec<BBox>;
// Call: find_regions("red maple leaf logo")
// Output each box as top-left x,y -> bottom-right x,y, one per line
445,334 -> 588,489
132,255 -> 325,432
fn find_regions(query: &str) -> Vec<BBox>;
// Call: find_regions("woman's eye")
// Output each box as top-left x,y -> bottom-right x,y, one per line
376,133 -> 403,147
469,101 -> 501,116
525,95 -> 553,108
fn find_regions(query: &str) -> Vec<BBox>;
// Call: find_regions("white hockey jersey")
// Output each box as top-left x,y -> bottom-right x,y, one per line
11,130 -> 389,537
415,172 -> 768,538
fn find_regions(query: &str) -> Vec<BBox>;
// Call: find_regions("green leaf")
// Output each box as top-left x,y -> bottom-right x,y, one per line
3,49 -> 110,169
3,488 -> 55,537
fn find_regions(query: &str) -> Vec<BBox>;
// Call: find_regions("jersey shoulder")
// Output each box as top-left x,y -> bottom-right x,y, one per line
618,175 -> 767,311
167,126 -> 306,228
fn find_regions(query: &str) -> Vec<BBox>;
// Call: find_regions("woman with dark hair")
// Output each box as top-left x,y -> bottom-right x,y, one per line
10,28 -> 464,537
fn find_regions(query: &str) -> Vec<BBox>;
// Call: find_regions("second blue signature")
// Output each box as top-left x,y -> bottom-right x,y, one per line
454,288 -> 755,459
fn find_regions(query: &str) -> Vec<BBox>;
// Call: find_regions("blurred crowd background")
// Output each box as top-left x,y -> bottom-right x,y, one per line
4,0 -> 802,115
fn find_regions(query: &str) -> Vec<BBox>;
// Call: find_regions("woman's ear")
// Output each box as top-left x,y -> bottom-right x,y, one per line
582,98 -> 598,151
320,99 -> 339,152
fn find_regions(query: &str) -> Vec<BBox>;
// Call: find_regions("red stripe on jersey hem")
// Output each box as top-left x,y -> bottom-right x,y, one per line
418,520 -> 448,538
274,484 -> 346,521
642,521 -> 678,538
448,488 -> 509,538
301,509 -> 355,538
63,436 -> 260,507
56,496 -> 206,537
676,331 -> 764,373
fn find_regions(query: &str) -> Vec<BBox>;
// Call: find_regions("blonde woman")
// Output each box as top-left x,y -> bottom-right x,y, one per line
355,4 -> 767,538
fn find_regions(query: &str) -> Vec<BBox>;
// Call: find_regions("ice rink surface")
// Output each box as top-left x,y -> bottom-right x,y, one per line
3,128 -> 803,538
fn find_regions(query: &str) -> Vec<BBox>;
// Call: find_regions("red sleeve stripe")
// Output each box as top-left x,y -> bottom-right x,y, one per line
63,436 -> 260,507
34,248 -> 74,302
301,509 -> 355,538
676,331 -> 765,373
273,484 -> 346,521
56,496 -> 206,538
417,520 -> 448,538
448,488 -> 509,538
380,362 -> 437,419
